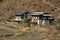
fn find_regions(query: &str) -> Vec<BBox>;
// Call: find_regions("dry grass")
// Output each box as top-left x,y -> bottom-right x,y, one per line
0,0 -> 60,40
0,0 -> 60,21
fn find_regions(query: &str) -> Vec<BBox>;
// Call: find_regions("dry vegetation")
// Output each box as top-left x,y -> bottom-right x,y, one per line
0,0 -> 60,20
0,0 -> 60,40
0,21 -> 59,40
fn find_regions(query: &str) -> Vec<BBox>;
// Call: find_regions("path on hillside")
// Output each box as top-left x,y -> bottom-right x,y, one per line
0,22 -> 19,32
0,25 -> 17,32
43,0 -> 60,11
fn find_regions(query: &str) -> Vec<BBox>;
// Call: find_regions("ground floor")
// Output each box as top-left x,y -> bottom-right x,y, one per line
31,19 -> 54,25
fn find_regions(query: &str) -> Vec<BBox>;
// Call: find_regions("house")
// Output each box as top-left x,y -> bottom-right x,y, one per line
7,11 -> 29,22
31,12 -> 54,25
14,11 -> 29,21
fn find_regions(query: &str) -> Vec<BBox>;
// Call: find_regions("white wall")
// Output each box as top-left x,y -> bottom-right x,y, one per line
37,20 -> 42,25
15,16 -> 21,21
42,20 -> 46,25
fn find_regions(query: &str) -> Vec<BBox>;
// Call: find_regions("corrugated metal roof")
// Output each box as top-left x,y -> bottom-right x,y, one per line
31,12 -> 45,15
31,12 -> 53,16
14,11 -> 28,15
43,14 -> 53,16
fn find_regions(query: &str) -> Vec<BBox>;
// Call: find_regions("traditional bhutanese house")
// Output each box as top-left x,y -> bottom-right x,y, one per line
42,13 -> 54,24
31,12 -> 54,25
12,11 -> 29,22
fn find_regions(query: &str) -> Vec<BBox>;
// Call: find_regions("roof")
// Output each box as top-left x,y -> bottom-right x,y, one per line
48,17 -> 54,19
14,11 -> 29,15
31,12 -> 45,15
43,14 -> 53,16
31,12 -> 53,16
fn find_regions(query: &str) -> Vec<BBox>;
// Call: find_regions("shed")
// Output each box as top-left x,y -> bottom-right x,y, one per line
12,11 -> 29,21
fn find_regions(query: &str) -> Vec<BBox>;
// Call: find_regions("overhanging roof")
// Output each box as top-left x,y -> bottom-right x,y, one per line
14,11 -> 29,15
31,12 -> 45,15
43,14 -> 53,16
31,12 -> 53,17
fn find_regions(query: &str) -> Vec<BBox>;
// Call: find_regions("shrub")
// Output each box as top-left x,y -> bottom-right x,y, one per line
19,18 -> 31,27
40,32 -> 48,39
6,5 -> 15,10
57,19 -> 60,24
56,25 -> 60,30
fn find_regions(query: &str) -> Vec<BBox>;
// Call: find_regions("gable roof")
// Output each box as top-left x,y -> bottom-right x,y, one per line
43,14 -> 53,16
14,11 -> 29,16
48,17 -> 54,20
31,12 -> 53,17
31,12 -> 45,15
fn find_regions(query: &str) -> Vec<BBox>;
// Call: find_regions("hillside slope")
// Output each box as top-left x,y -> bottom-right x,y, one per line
0,0 -> 60,21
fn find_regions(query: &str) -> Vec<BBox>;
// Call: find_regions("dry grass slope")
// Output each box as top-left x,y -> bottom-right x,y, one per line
0,0 -> 60,40
0,0 -> 60,21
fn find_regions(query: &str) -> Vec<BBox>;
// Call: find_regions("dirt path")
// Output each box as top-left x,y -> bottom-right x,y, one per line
0,25 -> 17,32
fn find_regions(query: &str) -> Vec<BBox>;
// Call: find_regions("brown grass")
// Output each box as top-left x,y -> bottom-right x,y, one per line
0,0 -> 60,21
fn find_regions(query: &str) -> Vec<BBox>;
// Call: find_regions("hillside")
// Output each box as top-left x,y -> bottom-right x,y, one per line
0,22 -> 59,40
0,0 -> 60,21
0,0 -> 60,40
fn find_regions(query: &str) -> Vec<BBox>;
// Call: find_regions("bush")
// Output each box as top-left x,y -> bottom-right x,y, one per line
56,25 -> 60,30
19,18 -> 31,27
6,5 -> 15,10
57,19 -> 60,24
40,32 -> 48,39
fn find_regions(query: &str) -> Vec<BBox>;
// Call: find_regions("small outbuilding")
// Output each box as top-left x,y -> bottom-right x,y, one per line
7,11 -> 29,22
14,11 -> 29,21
